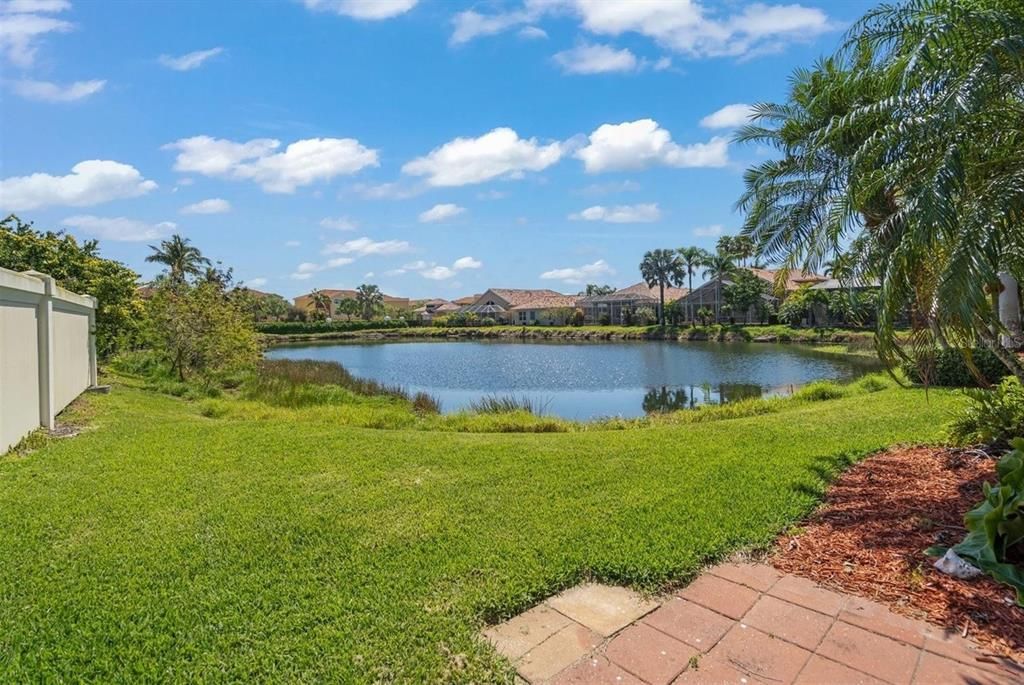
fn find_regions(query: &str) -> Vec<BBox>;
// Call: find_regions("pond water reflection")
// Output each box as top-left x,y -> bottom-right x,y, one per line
265,339 -> 879,420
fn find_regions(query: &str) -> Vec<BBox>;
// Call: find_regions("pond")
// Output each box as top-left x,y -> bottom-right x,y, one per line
265,340 -> 881,420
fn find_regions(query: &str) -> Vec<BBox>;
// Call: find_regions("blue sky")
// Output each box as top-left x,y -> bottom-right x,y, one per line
0,0 -> 873,300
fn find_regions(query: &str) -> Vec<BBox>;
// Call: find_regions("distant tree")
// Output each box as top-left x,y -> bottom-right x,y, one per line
145,234 -> 210,283
231,288 -> 289,322
0,215 -> 143,357
677,246 -> 710,323
336,297 -> 360,320
701,251 -> 738,322
723,269 -> 770,323
582,283 -> 615,296
355,283 -> 384,320
309,289 -> 331,318
639,248 -> 683,325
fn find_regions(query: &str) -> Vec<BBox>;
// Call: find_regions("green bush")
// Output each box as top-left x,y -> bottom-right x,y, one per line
793,381 -> 848,401
257,319 -> 409,335
929,438 -> 1024,606
948,377 -> 1024,447
903,347 -> 1008,387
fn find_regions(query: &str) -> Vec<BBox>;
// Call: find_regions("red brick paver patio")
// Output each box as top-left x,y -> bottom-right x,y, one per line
483,563 -> 1022,684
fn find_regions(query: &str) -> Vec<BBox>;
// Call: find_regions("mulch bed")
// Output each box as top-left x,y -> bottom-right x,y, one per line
773,445 -> 1024,660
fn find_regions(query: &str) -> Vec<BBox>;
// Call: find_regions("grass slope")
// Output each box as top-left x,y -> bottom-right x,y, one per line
0,384 -> 957,682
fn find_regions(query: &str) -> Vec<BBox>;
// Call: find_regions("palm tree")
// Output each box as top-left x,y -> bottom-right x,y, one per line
337,297 -> 359,321
355,283 -> 384,321
639,249 -> 683,326
145,234 -> 209,283
701,252 -> 737,323
309,289 -> 331,319
677,246 -> 709,324
735,0 -> 1024,379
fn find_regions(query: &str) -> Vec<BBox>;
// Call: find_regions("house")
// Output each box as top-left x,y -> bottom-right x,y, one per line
293,289 -> 411,319
462,288 -> 576,324
452,294 -> 481,306
412,299 -> 460,323
675,268 -> 826,324
578,282 -> 688,325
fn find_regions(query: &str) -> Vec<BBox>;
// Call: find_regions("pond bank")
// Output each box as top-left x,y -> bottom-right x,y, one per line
261,323 -> 878,348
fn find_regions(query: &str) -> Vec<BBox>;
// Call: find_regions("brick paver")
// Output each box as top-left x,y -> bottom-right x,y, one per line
605,623 -> 695,685
481,563 -> 1022,684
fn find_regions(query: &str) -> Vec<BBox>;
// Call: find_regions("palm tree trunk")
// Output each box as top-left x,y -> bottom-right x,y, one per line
999,272 -> 1022,349
659,281 -> 665,326
688,272 -> 693,325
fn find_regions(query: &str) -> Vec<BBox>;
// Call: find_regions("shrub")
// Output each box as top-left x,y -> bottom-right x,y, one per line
929,438 -> 1024,606
793,381 -> 848,401
633,306 -> 656,326
598,313 -> 611,326
144,281 -> 260,382
257,319 -> 409,335
948,377 -> 1024,447
903,347 -> 1008,387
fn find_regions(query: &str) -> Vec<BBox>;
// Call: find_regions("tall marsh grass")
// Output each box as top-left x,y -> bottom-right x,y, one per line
468,394 -> 550,415
245,359 -> 440,412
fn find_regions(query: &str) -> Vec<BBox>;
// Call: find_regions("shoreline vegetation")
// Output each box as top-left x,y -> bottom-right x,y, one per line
106,354 -> 900,434
260,322 -> 881,347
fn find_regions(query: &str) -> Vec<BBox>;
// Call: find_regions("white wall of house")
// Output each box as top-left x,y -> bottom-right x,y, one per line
0,268 -> 97,452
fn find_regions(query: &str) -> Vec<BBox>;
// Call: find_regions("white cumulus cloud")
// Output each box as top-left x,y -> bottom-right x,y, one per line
402,127 -> 562,187
453,256 -> 482,270
575,119 -> 728,173
320,216 -> 358,231
61,215 -> 175,242
421,265 -> 456,280
700,103 -> 754,129
0,160 -> 157,210
164,135 -> 379,193
158,47 -> 223,71
302,0 -> 418,20
569,203 -> 661,223
322,236 -> 411,257
449,1 -> 836,60
418,203 -> 465,223
12,78 -> 105,102
693,224 -> 725,237
553,43 -> 637,74
180,198 -> 231,214
245,277 -> 268,287
0,0 -> 74,67
540,259 -> 615,284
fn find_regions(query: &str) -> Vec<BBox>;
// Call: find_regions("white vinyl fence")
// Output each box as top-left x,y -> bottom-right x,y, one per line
0,267 -> 97,452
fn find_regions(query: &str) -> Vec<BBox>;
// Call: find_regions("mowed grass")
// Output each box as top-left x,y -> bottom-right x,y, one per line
0,383 -> 958,682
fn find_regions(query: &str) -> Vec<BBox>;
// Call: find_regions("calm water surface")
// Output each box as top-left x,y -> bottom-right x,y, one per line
265,340 -> 880,420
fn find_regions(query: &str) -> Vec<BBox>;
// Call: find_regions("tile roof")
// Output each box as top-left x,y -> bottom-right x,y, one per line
453,294 -> 481,305
614,282 -> 689,301
509,294 -> 578,310
484,288 -> 567,307
747,268 -> 827,291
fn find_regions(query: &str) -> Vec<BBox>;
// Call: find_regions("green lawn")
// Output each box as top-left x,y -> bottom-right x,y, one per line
0,383 -> 958,682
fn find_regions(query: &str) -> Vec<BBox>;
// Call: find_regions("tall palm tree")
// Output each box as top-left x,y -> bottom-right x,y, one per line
677,246 -> 709,324
639,249 -> 683,326
145,234 -> 209,283
736,0 -> 1024,379
701,252 -> 737,323
355,283 -> 384,321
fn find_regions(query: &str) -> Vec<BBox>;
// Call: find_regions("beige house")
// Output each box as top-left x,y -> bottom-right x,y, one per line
462,288 -> 577,324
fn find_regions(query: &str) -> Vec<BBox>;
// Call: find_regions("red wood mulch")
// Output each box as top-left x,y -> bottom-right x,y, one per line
773,445 -> 1024,660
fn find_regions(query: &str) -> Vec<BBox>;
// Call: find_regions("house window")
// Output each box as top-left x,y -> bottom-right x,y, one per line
529,311 -> 536,321
519,311 -> 527,322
